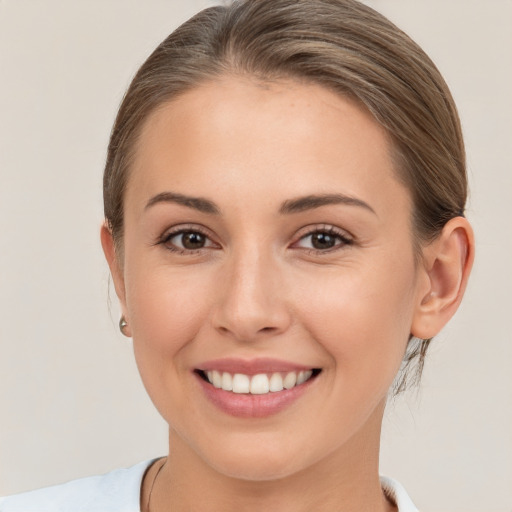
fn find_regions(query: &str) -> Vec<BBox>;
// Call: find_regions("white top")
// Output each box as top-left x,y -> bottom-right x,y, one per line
0,459 -> 419,512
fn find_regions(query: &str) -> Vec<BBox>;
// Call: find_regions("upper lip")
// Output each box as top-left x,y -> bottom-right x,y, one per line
197,357 -> 317,375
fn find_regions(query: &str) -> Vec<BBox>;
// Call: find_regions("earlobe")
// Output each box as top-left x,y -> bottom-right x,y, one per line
411,217 -> 474,340
100,223 -> 131,335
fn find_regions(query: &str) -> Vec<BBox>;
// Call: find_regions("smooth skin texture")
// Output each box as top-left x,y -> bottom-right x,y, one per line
102,77 -> 473,512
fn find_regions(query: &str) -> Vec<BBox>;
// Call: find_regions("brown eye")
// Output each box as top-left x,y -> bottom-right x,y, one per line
161,229 -> 217,253
180,232 -> 206,249
310,232 -> 337,250
295,228 -> 352,252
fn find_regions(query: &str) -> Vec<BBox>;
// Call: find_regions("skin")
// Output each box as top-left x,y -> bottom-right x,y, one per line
102,77 -> 474,512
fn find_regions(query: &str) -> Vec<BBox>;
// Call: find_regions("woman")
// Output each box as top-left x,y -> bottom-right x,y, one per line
0,0 -> 474,511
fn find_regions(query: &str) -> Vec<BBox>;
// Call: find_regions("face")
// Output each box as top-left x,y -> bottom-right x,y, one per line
109,77 -> 430,480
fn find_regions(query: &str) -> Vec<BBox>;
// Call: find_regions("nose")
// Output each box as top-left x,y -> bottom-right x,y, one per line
211,245 -> 292,342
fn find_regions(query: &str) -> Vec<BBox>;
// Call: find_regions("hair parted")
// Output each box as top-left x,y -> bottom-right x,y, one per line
103,0 -> 467,393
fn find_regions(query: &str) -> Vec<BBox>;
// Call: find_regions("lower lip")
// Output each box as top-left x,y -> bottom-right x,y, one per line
196,374 -> 316,418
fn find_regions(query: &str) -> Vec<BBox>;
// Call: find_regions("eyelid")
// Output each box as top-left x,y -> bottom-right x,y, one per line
293,223 -> 353,240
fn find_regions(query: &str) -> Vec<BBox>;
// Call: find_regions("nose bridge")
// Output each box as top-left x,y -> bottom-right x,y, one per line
213,239 -> 290,340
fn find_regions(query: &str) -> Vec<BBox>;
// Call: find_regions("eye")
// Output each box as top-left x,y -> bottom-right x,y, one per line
294,227 -> 352,252
158,228 -> 218,253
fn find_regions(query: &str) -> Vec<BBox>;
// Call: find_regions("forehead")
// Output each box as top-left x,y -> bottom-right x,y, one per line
127,76 -> 411,218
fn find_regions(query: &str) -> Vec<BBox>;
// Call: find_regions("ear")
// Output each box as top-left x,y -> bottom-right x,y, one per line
100,223 -> 132,337
411,216 -> 475,340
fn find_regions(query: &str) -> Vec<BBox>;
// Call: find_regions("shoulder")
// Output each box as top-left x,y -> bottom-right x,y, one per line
0,459 -> 156,512
380,476 -> 419,512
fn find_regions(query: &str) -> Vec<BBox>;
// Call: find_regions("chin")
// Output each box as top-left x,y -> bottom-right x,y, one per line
210,456 -> 302,482
196,434 -> 315,482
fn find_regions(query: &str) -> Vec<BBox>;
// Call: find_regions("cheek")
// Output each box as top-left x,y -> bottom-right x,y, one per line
127,268 -> 211,349
122,255 -> 213,409
125,268 -> 219,430
294,259 -> 417,390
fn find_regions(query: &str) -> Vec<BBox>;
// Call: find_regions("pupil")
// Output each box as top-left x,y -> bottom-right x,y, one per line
182,232 -> 205,249
312,232 -> 335,249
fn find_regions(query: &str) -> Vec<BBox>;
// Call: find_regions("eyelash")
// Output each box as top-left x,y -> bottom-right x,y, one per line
293,225 -> 353,254
156,225 -> 353,255
156,225 -> 216,255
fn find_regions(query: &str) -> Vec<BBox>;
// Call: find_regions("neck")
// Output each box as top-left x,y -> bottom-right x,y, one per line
145,401 -> 396,512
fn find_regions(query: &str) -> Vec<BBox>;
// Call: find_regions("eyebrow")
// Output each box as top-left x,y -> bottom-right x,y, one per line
145,191 -> 220,214
144,191 -> 375,216
279,193 -> 376,215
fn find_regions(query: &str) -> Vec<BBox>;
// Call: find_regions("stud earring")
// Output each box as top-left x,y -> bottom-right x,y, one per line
119,316 -> 129,337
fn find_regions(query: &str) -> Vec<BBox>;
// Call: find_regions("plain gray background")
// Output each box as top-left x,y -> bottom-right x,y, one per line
1,1 -> 511,511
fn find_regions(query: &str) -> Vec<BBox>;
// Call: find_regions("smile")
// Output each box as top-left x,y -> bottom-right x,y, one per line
194,359 -> 322,418
197,369 -> 320,395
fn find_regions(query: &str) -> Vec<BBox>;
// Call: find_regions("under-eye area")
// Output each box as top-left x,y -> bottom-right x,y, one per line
195,368 -> 322,395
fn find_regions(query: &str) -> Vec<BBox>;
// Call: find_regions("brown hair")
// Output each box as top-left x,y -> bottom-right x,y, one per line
103,0 -> 467,392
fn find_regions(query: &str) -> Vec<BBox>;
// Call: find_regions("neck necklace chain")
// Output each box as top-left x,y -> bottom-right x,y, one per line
146,457 -> 167,512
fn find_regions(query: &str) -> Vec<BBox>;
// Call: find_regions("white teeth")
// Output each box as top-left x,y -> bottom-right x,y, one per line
250,374 -> 270,394
269,372 -> 284,392
204,369 -> 315,394
297,370 -> 312,385
283,372 -> 297,390
221,372 -> 233,391
212,370 -> 222,388
232,373 -> 250,394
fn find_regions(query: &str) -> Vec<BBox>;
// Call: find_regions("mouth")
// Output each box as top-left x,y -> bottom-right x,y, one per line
195,368 -> 322,395
193,358 -> 323,418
